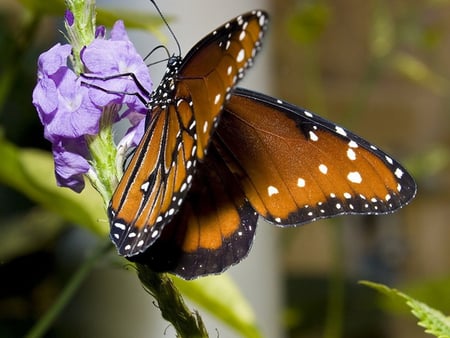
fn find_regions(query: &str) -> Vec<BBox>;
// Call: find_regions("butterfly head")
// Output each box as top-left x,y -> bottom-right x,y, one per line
147,56 -> 183,110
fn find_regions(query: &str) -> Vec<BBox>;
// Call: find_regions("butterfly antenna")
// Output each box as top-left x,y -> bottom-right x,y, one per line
147,58 -> 170,68
149,0 -> 182,57
143,44 -> 170,63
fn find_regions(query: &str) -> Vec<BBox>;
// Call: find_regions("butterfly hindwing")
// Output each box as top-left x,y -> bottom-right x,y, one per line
130,145 -> 258,279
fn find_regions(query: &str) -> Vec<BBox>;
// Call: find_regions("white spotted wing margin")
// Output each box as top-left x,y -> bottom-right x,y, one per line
215,87 -> 417,227
109,103 -> 198,257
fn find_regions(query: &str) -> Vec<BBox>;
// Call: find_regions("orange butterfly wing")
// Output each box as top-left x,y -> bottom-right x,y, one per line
109,11 -> 268,256
216,88 -> 416,225
129,88 -> 416,279
129,145 -> 258,279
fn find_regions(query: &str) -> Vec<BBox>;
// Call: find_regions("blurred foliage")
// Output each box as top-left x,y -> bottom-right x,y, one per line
0,139 -> 106,236
376,276 -> 450,316
362,281 -> 450,338
287,1 -> 331,45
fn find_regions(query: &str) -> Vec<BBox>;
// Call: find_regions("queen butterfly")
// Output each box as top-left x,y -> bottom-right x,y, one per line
108,10 -> 416,279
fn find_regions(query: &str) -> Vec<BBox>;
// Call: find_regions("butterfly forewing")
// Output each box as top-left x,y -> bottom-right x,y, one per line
178,10 -> 268,159
216,88 -> 416,225
109,105 -> 193,255
109,11 -> 268,256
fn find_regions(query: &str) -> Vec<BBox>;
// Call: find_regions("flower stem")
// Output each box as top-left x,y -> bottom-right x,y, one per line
25,240 -> 112,338
136,264 -> 209,337
86,106 -> 120,203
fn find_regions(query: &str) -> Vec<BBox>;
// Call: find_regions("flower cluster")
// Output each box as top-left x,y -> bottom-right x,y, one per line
32,18 -> 152,193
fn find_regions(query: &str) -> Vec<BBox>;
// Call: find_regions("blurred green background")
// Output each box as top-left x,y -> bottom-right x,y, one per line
1,0 -> 449,337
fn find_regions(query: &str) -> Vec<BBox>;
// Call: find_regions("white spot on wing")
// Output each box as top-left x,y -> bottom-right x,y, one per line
297,178 -> 306,187
141,181 -> 150,192
180,182 -> 187,192
347,171 -> 362,184
267,185 -> 279,196
237,49 -> 245,62
347,148 -> 356,161
227,65 -> 233,75
214,93 -> 221,105
309,131 -> 319,141
335,126 -> 347,137
395,168 -> 404,179
259,13 -> 266,27
319,164 -> 328,174
348,140 -> 358,148
114,222 -> 126,230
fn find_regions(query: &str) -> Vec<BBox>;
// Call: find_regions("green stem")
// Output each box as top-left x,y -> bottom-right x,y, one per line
25,240 -> 112,338
136,264 -> 209,337
86,106 -> 120,203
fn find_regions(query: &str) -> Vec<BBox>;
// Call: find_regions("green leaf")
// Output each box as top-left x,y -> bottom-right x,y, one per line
401,277 -> 450,315
0,138 -> 107,236
174,274 -> 262,338
361,281 -> 450,338
0,209 -> 66,262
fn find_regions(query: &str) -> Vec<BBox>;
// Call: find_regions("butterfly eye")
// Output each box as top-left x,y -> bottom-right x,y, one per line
108,10 -> 416,280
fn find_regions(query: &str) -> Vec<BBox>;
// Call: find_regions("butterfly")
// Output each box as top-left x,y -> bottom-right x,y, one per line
108,10 -> 416,280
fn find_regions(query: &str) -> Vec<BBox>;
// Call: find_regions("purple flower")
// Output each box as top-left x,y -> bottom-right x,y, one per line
33,20 -> 152,192
119,115 -> 146,151
65,10 -> 74,27
81,21 -> 152,114
53,137 -> 90,192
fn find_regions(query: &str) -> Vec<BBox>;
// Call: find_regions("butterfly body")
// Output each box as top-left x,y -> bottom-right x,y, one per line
108,11 -> 416,279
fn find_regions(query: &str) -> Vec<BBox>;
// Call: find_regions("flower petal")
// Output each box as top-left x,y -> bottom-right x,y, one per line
53,137 -> 90,192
